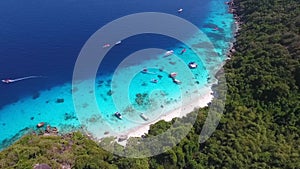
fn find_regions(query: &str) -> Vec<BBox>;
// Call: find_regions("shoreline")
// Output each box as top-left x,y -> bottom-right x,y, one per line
113,1 -> 238,144
112,2 -> 238,145
0,0 -> 237,150
226,0 -> 241,58
122,89 -> 214,139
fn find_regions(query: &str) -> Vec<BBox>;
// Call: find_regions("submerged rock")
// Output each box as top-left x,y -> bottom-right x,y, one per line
107,90 -> 113,96
71,87 -> 78,93
56,98 -> 64,103
32,92 -> 40,100
64,112 -> 77,120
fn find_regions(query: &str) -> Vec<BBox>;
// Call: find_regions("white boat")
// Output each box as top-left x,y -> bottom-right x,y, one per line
115,41 -> 122,45
37,122 -> 45,128
178,8 -> 183,13
140,113 -> 149,121
165,50 -> 174,56
2,79 -> 13,83
115,112 -> 122,119
189,62 -> 198,69
169,72 -> 177,78
173,79 -> 182,84
151,79 -> 158,83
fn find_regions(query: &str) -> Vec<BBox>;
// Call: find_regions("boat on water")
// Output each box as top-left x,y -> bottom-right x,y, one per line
141,68 -> 156,75
1,76 -> 42,84
180,48 -> 186,54
102,43 -> 111,48
178,8 -> 183,13
37,122 -> 45,128
140,113 -> 149,121
115,40 -> 121,45
165,50 -> 174,56
141,68 -> 148,73
115,112 -> 122,119
2,79 -> 13,83
189,62 -> 198,69
169,72 -> 177,78
151,79 -> 158,83
173,78 -> 182,84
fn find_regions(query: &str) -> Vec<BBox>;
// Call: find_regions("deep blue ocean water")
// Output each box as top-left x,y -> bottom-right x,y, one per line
0,0 -> 210,107
0,0 -> 235,149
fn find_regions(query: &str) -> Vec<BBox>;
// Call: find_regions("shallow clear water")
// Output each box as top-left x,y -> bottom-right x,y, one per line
0,0 -> 235,149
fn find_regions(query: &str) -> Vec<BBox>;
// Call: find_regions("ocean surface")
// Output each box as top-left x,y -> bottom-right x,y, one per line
0,0 -> 235,149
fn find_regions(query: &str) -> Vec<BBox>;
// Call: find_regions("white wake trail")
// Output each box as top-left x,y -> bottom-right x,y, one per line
2,76 -> 44,83
11,76 -> 43,82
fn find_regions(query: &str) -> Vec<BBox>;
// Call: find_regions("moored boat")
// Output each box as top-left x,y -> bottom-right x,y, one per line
173,78 -> 182,84
169,72 -> 177,78
102,43 -> 110,48
151,79 -> 158,83
140,113 -> 149,121
115,112 -> 122,119
141,68 -> 148,73
188,62 -> 198,69
37,122 -> 45,128
165,50 -> 174,56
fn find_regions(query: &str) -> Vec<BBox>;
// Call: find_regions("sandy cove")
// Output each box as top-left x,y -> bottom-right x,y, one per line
118,89 -> 214,142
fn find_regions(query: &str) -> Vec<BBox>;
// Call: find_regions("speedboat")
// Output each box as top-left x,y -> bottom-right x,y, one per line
2,79 -> 13,83
189,62 -> 198,69
115,41 -> 121,45
169,72 -> 177,78
178,8 -> 183,13
115,112 -> 122,119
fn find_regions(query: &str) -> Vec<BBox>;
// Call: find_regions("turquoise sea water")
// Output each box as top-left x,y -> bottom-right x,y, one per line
0,0 -> 235,149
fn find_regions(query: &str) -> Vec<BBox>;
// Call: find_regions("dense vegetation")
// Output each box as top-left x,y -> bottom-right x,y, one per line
0,0 -> 299,168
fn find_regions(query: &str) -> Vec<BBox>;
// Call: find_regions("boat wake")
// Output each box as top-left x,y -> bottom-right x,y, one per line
2,76 -> 44,84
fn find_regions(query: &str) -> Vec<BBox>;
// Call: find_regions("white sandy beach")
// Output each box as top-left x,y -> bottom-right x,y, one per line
119,88 -> 214,141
